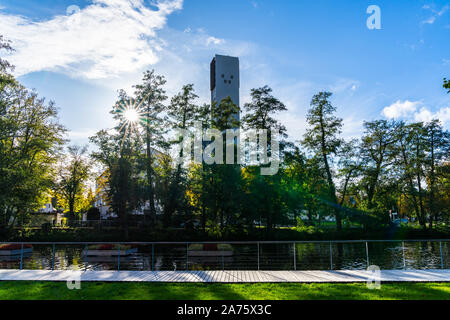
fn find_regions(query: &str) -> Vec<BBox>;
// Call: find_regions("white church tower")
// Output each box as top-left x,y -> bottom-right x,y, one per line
210,54 -> 240,122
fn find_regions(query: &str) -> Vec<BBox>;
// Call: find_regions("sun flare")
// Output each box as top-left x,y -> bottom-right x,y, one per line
123,108 -> 139,123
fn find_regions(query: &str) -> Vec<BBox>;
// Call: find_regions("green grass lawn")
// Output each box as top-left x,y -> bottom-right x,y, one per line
0,281 -> 449,300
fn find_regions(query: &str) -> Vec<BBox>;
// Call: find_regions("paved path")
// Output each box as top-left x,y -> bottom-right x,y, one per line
0,269 -> 449,283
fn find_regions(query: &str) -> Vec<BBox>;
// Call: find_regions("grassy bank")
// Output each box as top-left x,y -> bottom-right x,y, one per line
0,282 -> 449,300
3,224 -> 450,242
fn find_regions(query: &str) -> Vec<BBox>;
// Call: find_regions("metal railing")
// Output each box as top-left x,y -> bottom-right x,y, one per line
0,239 -> 448,271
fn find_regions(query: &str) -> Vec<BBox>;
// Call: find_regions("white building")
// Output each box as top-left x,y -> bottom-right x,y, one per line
210,54 -> 240,120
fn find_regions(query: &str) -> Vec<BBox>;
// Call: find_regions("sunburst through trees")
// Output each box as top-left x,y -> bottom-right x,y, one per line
114,98 -> 147,148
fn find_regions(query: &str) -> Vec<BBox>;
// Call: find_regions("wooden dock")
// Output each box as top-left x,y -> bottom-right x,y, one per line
0,269 -> 449,283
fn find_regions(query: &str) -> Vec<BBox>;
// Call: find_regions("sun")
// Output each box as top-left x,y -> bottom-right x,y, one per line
123,108 -> 140,123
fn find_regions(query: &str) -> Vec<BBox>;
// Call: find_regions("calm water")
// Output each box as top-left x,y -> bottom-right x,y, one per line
0,241 -> 448,271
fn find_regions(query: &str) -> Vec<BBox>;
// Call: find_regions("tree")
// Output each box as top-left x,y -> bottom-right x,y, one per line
360,120 -> 398,211
423,120 -> 449,228
393,121 -> 440,229
90,129 -> 145,239
55,146 -> 91,216
337,139 -> 363,207
302,92 -> 343,230
0,81 -> 66,229
394,122 -> 424,226
187,103 -> 212,233
208,97 -> 242,232
163,84 -> 199,227
243,86 -> 289,231
0,35 -> 15,86
243,85 -> 287,136
444,78 -> 449,93
133,70 -> 168,223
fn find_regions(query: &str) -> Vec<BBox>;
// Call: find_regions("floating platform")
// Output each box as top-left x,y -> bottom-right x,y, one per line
82,248 -> 137,257
188,250 -> 233,257
0,245 -> 33,256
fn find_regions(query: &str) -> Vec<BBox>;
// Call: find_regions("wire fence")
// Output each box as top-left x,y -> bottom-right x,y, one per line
0,240 -> 448,271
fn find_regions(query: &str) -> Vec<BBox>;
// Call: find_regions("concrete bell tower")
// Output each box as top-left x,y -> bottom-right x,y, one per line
210,54 -> 240,122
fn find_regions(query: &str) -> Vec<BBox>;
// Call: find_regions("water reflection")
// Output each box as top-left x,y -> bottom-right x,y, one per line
0,241 -> 447,271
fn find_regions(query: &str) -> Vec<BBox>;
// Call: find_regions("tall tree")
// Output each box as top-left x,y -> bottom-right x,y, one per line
302,92 -> 343,230
394,122 -> 423,226
243,85 -> 287,136
360,120 -> 398,210
90,129 -> 145,239
243,86 -> 288,231
163,84 -> 199,227
0,82 -> 66,229
337,139 -> 363,207
133,70 -> 168,224
423,120 -> 450,228
55,146 -> 91,216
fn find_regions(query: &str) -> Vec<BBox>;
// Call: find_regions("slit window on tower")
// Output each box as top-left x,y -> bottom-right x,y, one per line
210,58 -> 216,91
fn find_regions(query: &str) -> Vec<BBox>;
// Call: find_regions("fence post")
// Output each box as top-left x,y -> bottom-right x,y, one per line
329,242 -> 333,270
19,243 -> 24,270
293,242 -> 296,271
186,243 -> 189,271
365,241 -> 370,268
222,251 -> 225,271
117,244 -> 120,272
151,243 -> 154,271
402,241 -> 406,270
257,242 -> 260,271
52,243 -> 55,271
84,244 -> 88,271
440,242 -> 444,269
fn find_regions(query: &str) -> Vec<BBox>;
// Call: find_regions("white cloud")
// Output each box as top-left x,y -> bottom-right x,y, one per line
382,100 -> 421,119
414,107 -> 450,124
423,16 -> 436,24
206,36 -> 225,46
382,100 -> 450,126
0,0 -> 183,79
329,78 -> 360,93
422,4 -> 449,24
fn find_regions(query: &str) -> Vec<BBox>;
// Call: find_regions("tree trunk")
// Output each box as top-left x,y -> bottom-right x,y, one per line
429,132 -> 436,230
400,147 -> 421,223
146,124 -> 157,225
319,113 -> 341,231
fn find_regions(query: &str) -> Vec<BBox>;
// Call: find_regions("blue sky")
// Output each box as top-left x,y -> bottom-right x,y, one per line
0,0 -> 449,145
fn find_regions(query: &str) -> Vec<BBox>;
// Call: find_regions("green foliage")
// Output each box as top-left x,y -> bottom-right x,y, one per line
53,145 -> 91,214
0,35 -> 15,86
0,79 -> 66,229
242,85 -> 287,136
302,92 -> 343,230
